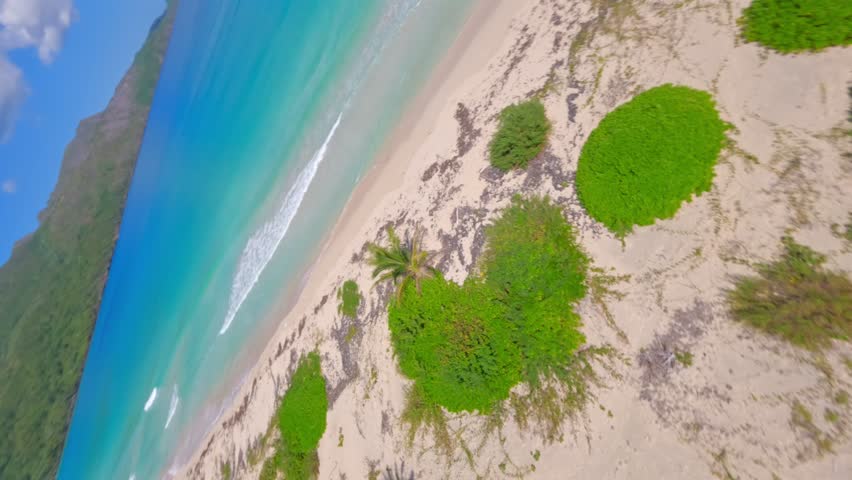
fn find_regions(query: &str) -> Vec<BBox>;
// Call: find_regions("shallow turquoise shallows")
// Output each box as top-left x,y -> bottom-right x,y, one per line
58,1 -> 473,478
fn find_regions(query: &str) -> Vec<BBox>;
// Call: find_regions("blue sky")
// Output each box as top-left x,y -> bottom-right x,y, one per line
0,0 -> 167,264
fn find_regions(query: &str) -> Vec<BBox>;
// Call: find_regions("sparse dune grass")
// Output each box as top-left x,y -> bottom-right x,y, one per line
740,0 -> 852,53
576,84 -> 729,237
728,237 -> 852,351
489,99 -> 551,171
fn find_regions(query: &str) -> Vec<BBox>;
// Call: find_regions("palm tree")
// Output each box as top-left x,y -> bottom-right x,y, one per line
368,226 -> 435,298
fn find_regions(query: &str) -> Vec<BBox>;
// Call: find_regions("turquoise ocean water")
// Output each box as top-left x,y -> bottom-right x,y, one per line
58,1 -> 474,478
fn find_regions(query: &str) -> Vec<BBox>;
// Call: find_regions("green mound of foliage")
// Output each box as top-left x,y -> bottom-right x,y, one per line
481,195 -> 588,382
740,0 -> 852,53
338,279 -> 361,317
489,99 -> 551,171
576,84 -> 729,237
390,276 -> 522,412
262,352 -> 327,480
278,352 -> 328,453
387,196 -> 588,413
728,237 -> 852,351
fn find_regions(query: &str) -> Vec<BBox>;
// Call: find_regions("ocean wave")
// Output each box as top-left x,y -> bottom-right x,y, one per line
143,387 -> 158,412
164,384 -> 180,429
218,113 -> 343,335
216,0 -> 428,337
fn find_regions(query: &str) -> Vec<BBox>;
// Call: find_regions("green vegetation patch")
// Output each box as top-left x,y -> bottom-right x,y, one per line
390,276 -> 522,412
576,84 -> 729,237
386,196 -> 589,413
481,195 -> 588,383
489,99 -> 551,171
338,279 -> 361,317
728,236 -> 852,351
740,0 -> 852,53
262,352 -> 328,480
278,352 -> 328,453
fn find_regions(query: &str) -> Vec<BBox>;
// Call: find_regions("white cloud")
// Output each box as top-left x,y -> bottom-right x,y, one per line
0,56 -> 27,142
0,0 -> 76,63
2,179 -> 16,194
0,0 -> 76,142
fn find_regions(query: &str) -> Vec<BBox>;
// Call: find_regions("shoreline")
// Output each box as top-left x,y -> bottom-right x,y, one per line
173,0 -> 523,475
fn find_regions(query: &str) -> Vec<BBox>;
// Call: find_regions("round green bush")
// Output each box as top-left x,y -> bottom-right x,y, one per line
277,352 -> 328,454
389,276 -> 522,413
489,99 -> 551,171
740,0 -> 852,53
576,84 -> 729,237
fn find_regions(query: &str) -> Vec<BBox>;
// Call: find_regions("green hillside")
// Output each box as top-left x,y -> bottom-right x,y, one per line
0,4 -> 177,478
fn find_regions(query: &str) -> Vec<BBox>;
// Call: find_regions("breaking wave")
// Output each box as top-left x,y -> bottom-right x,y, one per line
143,388 -> 158,412
164,384 -> 180,430
218,113 -> 343,335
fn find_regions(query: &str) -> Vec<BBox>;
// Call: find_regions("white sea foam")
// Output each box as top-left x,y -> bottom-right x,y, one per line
164,384 -> 180,429
143,388 -> 158,412
215,0 -> 428,337
129,475 -> 136,480
218,113 -> 344,335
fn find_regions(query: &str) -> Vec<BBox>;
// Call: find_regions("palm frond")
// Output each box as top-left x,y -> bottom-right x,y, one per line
367,225 -> 437,299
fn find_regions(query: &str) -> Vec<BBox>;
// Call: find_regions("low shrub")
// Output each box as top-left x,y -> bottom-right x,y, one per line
278,352 -> 328,453
728,237 -> 852,351
481,195 -> 588,382
261,352 -> 327,480
576,84 -> 729,237
338,279 -> 361,317
387,196 -> 589,413
740,0 -> 852,53
489,99 -> 551,171
390,276 -> 521,412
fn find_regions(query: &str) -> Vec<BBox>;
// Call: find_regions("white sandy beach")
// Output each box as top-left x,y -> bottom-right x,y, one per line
178,1 -> 852,478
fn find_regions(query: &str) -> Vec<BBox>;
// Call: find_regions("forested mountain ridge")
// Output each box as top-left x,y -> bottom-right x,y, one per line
0,3 -> 177,478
